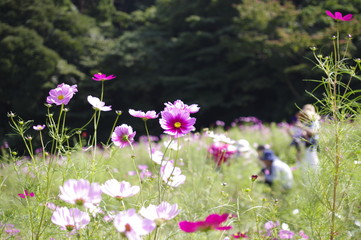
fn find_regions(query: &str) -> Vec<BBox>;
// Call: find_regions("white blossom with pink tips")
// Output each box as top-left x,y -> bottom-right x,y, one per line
113,208 -> 156,240
100,179 -> 140,199
139,201 -> 180,224
51,207 -> 90,232
160,162 -> 186,187
59,179 -> 102,208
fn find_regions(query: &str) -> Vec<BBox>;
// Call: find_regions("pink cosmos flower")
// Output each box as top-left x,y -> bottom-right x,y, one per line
299,230 -> 309,239
164,100 -> 200,113
113,208 -> 156,240
326,10 -> 352,21
232,232 -> 248,238
111,124 -> 136,148
59,179 -> 102,208
87,95 -> 112,111
160,162 -> 186,187
51,207 -> 90,232
18,190 -> 35,198
179,213 -> 232,233
208,142 -> 237,166
100,179 -> 140,199
264,220 -> 280,230
92,73 -> 116,81
128,109 -> 158,120
33,124 -> 46,131
139,201 -> 180,224
46,83 -> 78,105
159,109 -> 196,138
278,229 -> 295,239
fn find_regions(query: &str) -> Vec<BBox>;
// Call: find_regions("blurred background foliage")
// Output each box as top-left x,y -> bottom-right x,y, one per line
2,0 -> 361,143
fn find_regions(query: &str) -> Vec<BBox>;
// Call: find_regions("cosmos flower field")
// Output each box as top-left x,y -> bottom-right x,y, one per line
2,10 -> 361,240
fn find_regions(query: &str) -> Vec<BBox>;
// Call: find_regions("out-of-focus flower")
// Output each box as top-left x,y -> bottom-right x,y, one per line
208,142 -> 236,166
139,201 -> 180,225
159,109 -> 196,138
179,213 -> 232,233
113,208 -> 156,240
33,124 -> 46,131
18,190 -> 35,198
326,10 -> 353,21
215,120 -> 225,127
0,223 -> 20,236
164,140 -> 182,151
111,124 -> 136,148
164,100 -> 200,114
100,179 -> 140,200
59,179 -> 102,208
160,162 -> 186,187
251,175 -> 258,182
299,230 -> 309,239
264,221 -> 280,230
129,109 -> 158,120
87,95 -> 112,111
232,232 -> 248,238
51,207 -> 90,232
46,83 -> 78,106
278,229 -> 295,239
92,73 -> 116,81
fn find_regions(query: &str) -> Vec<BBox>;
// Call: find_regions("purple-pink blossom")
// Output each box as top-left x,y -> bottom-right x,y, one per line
111,124 -> 136,148
159,109 -> 196,138
51,207 -> 90,232
278,229 -> 295,239
92,73 -> 116,81
129,109 -> 158,120
18,190 -> 35,198
46,83 -> 78,105
326,10 -> 353,21
299,230 -> 309,239
100,179 -> 140,199
113,208 -> 156,240
179,213 -> 232,233
33,124 -> 46,131
59,179 -> 102,208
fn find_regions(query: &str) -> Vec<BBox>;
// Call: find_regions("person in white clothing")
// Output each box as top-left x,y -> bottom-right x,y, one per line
257,146 -> 293,190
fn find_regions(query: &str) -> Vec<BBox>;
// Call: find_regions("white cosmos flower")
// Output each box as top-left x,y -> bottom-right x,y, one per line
87,95 -> 112,111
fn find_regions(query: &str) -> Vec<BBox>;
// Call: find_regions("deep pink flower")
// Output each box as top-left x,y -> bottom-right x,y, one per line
51,207 -> 90,232
59,179 -> 102,208
111,124 -> 136,148
164,100 -> 200,113
129,109 -> 158,120
33,124 -> 46,131
18,190 -> 35,198
232,232 -> 248,238
159,109 -> 196,138
326,10 -> 353,21
278,229 -> 295,239
179,213 -> 232,233
208,142 -> 236,166
46,83 -> 78,105
92,73 -> 116,81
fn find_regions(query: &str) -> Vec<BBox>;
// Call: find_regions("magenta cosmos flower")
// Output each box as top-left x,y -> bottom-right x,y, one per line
164,100 -> 200,114
326,10 -> 353,21
139,201 -> 180,224
128,109 -> 158,120
159,109 -> 196,138
100,179 -> 140,199
179,213 -> 232,233
111,124 -> 136,148
51,207 -> 90,232
92,73 -> 116,81
87,95 -> 112,111
46,83 -> 78,105
59,179 -> 102,208
18,190 -> 35,198
113,208 -> 156,240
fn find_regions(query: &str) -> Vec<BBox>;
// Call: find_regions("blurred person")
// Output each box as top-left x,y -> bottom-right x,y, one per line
287,112 -> 305,164
256,145 -> 293,190
296,104 -> 321,171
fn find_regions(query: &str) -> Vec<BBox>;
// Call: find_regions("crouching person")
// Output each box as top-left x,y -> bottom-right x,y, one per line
257,146 -> 293,190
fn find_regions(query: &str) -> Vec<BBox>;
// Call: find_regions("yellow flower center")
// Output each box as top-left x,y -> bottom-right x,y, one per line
57,95 -> 64,100
174,122 -> 182,128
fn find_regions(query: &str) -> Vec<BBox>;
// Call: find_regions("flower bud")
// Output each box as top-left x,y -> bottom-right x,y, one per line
330,35 -> 337,40
251,175 -> 258,182
309,46 -> 317,51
